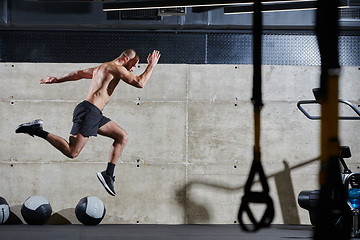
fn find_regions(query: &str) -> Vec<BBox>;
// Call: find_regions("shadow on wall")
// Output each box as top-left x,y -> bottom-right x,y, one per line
274,161 -> 301,224
46,208 -> 74,225
5,206 -> 74,225
5,158 -> 318,225
179,157 -> 319,224
4,207 -> 23,224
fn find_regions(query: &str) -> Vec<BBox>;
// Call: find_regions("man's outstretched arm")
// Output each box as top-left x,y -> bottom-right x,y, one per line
40,67 -> 95,84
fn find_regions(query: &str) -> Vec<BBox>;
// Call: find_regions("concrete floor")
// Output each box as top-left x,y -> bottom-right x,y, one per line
0,224 -> 313,240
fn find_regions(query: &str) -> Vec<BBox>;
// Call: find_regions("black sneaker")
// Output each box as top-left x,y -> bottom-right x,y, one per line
97,171 -> 116,196
15,119 -> 43,137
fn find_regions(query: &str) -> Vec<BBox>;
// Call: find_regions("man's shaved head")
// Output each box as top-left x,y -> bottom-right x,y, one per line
120,49 -> 139,61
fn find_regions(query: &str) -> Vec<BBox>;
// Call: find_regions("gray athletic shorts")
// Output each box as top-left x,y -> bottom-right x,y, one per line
70,100 -> 111,137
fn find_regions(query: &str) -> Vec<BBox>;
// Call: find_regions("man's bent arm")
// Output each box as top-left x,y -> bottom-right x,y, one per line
40,67 -> 95,84
122,65 -> 155,88
121,50 -> 160,88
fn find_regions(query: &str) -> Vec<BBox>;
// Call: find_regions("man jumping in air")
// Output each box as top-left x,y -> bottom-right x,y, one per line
15,49 -> 161,196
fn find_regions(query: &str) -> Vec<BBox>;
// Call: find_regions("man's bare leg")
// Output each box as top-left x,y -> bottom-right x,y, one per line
15,119 -> 88,159
96,121 -> 128,196
98,121 -> 129,165
45,133 -> 89,159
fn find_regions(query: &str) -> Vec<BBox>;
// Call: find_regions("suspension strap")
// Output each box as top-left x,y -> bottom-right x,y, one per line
238,0 -> 274,231
314,0 -> 351,239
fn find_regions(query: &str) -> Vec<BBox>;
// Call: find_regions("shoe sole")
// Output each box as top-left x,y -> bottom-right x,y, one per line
15,119 -> 44,133
97,172 -> 116,196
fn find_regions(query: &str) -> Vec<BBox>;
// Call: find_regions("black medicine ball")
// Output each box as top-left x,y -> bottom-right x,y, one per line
21,196 -> 52,225
0,197 -> 10,224
75,196 -> 106,225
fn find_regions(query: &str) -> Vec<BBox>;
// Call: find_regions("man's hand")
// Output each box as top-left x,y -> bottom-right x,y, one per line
147,50 -> 161,68
40,76 -> 57,84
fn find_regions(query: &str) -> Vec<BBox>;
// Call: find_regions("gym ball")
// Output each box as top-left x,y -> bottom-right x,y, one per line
75,196 -> 106,225
0,197 -> 10,224
21,196 -> 52,225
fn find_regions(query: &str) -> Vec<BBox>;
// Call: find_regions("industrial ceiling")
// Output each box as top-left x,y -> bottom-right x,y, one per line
1,0 -> 359,31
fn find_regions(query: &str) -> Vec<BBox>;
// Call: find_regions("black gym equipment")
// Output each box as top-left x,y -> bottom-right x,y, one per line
297,88 -> 360,120
298,146 -> 360,238
297,89 -> 360,238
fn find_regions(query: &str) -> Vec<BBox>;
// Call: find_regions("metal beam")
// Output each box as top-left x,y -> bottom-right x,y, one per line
103,0 -> 325,11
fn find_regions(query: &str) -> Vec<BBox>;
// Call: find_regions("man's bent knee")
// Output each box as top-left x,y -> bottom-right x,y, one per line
122,133 -> 129,145
115,132 -> 128,146
67,133 -> 88,159
67,149 -> 81,159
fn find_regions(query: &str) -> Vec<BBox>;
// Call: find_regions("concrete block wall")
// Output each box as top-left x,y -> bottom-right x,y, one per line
1,63 -> 360,225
